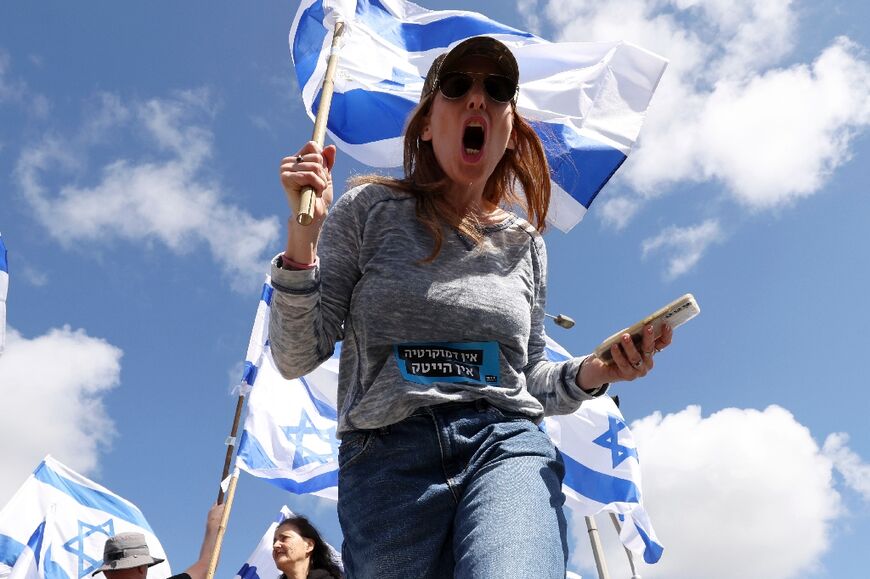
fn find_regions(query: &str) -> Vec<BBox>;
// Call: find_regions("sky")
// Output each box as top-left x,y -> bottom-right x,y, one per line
1,0 -> 869,577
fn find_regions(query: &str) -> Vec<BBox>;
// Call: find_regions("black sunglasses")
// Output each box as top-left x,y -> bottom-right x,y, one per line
436,71 -> 517,104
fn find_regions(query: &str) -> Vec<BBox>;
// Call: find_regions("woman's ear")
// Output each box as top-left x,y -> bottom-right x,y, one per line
507,126 -> 517,150
304,538 -> 315,555
421,115 -> 433,142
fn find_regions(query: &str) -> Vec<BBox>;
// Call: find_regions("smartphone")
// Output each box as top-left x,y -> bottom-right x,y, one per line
594,293 -> 700,363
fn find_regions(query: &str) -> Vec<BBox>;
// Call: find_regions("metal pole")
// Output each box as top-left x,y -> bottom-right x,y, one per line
205,468 -> 239,579
296,21 -> 346,225
585,516 -> 611,579
609,512 -> 641,579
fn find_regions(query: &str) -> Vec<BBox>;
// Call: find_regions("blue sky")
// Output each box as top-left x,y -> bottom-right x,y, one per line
1,1 -> 868,578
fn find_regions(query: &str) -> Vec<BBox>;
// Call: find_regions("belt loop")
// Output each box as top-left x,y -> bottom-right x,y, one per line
475,398 -> 488,412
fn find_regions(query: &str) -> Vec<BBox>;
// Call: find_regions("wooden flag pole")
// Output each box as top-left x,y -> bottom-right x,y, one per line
216,393 -> 246,504
609,512 -> 642,579
585,516 -> 611,579
206,468 -> 239,579
296,20 -> 347,226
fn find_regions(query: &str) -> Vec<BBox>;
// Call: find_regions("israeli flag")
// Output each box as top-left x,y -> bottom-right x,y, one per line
235,281 -> 662,563
544,337 -> 664,564
7,507 -> 74,579
290,0 -> 667,231
0,456 -> 172,579
233,506 -> 342,579
235,281 -> 340,500
1,233 -> 8,355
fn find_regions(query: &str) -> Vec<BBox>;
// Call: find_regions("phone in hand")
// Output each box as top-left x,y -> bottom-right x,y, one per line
594,293 -> 700,363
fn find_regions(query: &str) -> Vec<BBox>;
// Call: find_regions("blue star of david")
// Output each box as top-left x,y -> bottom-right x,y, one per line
593,415 -> 638,468
63,518 -> 115,578
281,408 -> 339,468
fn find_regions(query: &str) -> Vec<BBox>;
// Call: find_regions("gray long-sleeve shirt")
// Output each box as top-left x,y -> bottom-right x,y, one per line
269,183 -> 603,434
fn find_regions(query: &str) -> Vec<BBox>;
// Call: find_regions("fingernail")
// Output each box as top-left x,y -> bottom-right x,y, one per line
646,325 -> 653,334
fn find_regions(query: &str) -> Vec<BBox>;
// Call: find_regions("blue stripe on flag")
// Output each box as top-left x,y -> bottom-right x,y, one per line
355,0 -> 533,53
292,0 -> 329,89
0,235 -> 7,272
532,121 -> 627,209
261,283 -> 274,306
237,433 -> 338,495
635,521 -> 664,564
560,450 -> 640,504
313,89 -> 415,144
236,431 -> 278,471
33,462 -> 153,531
0,533 -> 25,566
265,469 -> 339,495
242,361 -> 258,386
43,546 -> 72,579
26,520 -> 46,567
299,376 -> 338,420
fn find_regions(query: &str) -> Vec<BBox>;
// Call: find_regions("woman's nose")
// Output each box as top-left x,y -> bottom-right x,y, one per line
465,80 -> 487,110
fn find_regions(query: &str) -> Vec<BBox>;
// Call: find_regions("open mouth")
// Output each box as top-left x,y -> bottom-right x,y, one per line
462,121 -> 485,158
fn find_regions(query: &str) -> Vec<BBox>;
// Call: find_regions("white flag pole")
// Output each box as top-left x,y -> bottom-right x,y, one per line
585,515 -> 611,579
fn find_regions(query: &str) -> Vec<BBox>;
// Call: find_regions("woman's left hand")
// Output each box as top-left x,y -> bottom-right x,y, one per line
576,323 -> 673,392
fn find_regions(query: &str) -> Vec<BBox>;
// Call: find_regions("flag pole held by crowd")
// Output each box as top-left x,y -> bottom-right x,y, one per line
205,469 -> 239,579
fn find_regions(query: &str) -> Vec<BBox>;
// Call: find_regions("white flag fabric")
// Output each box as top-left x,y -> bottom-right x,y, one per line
236,281 -> 662,563
290,0 -> 667,231
233,506 -> 287,579
0,233 -> 8,355
7,507 -> 71,579
233,506 -> 342,579
235,282 -> 339,500
0,456 -> 172,579
543,338 -> 663,563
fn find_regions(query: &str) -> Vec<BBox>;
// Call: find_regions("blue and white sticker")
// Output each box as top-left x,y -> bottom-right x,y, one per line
394,341 -> 501,386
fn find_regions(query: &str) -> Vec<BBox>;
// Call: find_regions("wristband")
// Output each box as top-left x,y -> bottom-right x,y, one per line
279,255 -> 318,270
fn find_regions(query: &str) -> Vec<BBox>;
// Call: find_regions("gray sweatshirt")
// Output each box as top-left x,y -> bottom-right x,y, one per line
269,183 -> 603,434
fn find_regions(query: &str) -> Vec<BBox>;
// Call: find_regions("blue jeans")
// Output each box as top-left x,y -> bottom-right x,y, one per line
337,400 -> 568,579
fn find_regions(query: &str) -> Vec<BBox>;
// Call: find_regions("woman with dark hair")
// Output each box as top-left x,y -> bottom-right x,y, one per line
270,36 -> 672,579
272,516 -> 342,579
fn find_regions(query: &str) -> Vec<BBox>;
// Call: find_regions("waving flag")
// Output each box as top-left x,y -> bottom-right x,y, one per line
1,233 -> 7,355
6,507 -> 71,579
0,456 -> 172,579
290,0 -> 667,231
235,281 -> 339,500
235,281 -> 661,563
544,337 -> 663,563
233,506 -> 342,579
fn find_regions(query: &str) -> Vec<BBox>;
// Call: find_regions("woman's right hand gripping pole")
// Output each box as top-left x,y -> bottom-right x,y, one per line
279,141 -> 337,264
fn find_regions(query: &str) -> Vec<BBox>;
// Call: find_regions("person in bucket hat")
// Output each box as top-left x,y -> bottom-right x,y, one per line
93,503 -> 223,579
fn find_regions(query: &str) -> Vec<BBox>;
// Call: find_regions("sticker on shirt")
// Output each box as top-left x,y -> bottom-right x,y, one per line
394,341 -> 500,386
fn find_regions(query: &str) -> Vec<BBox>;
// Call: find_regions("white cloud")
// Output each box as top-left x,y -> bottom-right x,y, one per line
0,49 -> 49,117
641,218 -> 722,278
0,327 -> 122,504
521,0 -> 870,219
598,195 -> 641,230
14,90 -> 280,292
572,405 -> 844,579
823,432 -> 870,502
0,49 -> 24,103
